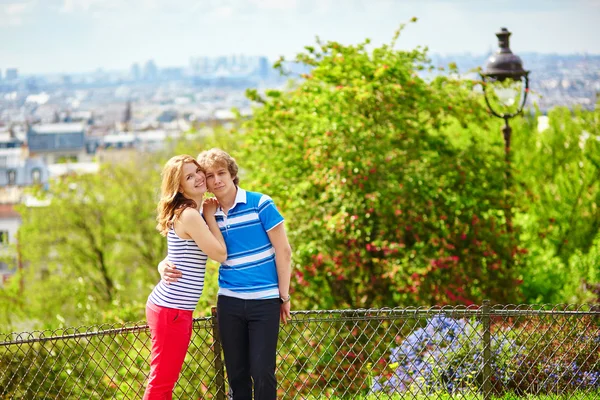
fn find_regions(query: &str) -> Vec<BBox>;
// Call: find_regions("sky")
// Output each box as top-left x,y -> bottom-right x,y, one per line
1,0 -> 599,75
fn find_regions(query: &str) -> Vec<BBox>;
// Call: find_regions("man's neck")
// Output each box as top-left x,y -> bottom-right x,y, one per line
216,186 -> 238,214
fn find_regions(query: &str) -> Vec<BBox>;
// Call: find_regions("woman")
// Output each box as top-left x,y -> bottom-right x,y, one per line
144,155 -> 227,399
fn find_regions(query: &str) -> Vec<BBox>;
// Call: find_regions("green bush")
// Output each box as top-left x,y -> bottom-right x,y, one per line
237,24 -> 521,309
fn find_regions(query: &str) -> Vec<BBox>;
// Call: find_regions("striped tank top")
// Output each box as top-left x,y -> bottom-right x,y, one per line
147,227 -> 208,311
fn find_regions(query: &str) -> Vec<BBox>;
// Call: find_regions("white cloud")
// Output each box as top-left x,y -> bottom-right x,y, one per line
60,0 -> 97,13
5,3 -> 28,15
313,0 -> 333,15
0,1 -> 35,27
213,5 -> 234,17
53,0 -> 302,20
59,0 -> 163,14
248,0 -> 297,10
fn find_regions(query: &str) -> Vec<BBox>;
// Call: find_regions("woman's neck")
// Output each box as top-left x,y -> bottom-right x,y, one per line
189,194 -> 204,211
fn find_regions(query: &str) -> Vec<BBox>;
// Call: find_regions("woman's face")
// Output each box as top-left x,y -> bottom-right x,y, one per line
179,162 -> 206,198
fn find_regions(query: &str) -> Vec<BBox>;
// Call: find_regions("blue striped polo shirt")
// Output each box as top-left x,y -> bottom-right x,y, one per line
215,188 -> 284,300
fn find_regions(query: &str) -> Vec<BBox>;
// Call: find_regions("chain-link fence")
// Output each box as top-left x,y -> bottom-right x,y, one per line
1,303 -> 599,399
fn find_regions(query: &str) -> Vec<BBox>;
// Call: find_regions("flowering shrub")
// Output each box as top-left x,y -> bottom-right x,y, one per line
371,315 -> 516,395
238,22 -> 522,311
372,314 -> 600,396
507,316 -> 600,395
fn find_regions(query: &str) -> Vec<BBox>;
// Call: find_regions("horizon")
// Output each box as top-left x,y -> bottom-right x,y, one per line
14,51 -> 600,79
1,0 -> 600,75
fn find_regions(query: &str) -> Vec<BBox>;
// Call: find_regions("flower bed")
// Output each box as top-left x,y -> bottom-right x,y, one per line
372,314 -> 600,396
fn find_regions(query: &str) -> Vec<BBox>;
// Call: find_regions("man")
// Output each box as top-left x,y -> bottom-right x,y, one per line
159,148 -> 292,400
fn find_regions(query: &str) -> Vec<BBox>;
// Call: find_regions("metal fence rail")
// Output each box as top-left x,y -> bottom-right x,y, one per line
1,303 -> 599,399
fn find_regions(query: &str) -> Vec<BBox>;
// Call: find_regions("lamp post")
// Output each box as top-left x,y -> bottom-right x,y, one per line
480,27 -> 530,232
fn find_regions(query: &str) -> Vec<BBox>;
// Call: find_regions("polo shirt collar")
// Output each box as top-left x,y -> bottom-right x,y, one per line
215,187 -> 246,216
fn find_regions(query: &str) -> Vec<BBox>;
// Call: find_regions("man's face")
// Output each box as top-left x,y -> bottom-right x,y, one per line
204,163 -> 236,198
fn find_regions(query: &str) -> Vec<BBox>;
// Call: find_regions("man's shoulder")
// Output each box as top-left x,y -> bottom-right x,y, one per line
242,189 -> 274,207
243,188 -> 267,198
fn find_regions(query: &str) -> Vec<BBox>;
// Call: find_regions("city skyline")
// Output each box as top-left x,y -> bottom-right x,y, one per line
1,0 -> 600,75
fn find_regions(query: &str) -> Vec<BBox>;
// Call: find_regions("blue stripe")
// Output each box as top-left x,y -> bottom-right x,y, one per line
210,189 -> 285,298
228,208 -> 258,218
228,242 -> 272,259
257,200 -> 274,213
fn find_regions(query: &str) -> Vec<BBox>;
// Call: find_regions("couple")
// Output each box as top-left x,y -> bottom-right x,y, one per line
144,148 -> 292,400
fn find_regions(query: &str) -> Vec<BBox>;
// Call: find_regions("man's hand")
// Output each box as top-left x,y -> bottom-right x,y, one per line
158,260 -> 182,284
280,301 -> 291,325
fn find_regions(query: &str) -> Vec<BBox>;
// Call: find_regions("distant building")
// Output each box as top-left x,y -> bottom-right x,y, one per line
144,60 -> 158,81
123,101 -> 132,127
5,68 -> 18,81
0,203 -> 20,287
97,130 -> 182,163
136,130 -> 182,153
69,110 -> 94,124
157,109 -> 178,123
102,132 -> 136,150
160,67 -> 184,81
0,129 -> 23,149
0,147 -> 49,189
130,63 -> 141,81
47,162 -> 99,179
27,123 -> 96,164
0,141 -> 49,210
259,56 -> 270,80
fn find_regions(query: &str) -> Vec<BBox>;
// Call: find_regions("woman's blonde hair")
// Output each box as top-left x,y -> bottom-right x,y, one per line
156,155 -> 203,236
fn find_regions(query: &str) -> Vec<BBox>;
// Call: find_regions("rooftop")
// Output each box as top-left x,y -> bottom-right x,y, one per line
30,123 -> 86,135
0,204 -> 20,219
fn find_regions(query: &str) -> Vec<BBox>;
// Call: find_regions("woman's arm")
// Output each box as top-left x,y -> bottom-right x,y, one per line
202,198 -> 226,252
179,208 -> 227,263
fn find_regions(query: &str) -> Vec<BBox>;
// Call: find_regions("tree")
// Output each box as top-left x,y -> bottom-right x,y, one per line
0,134 -> 227,331
14,157 -> 165,328
512,106 -> 600,303
234,23 -> 522,309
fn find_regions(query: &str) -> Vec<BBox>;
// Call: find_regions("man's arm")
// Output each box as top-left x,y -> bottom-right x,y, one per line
158,257 -> 182,284
267,223 -> 292,324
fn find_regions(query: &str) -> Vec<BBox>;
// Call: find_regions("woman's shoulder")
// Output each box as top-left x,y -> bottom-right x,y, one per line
179,207 -> 202,222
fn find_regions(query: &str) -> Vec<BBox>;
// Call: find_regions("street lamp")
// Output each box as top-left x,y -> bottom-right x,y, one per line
481,27 -> 530,164
480,27 -> 530,231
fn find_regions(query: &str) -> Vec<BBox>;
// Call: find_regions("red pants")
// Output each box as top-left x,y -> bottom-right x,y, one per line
143,302 -> 194,400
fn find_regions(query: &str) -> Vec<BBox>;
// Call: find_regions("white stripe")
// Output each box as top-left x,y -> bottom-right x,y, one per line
225,259 -> 272,271
218,288 -> 280,299
266,220 -> 284,232
258,194 -> 273,206
148,227 -> 207,310
224,247 -> 275,267
227,212 -> 259,225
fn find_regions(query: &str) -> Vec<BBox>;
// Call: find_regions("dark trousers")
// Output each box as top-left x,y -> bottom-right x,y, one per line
217,295 -> 280,400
